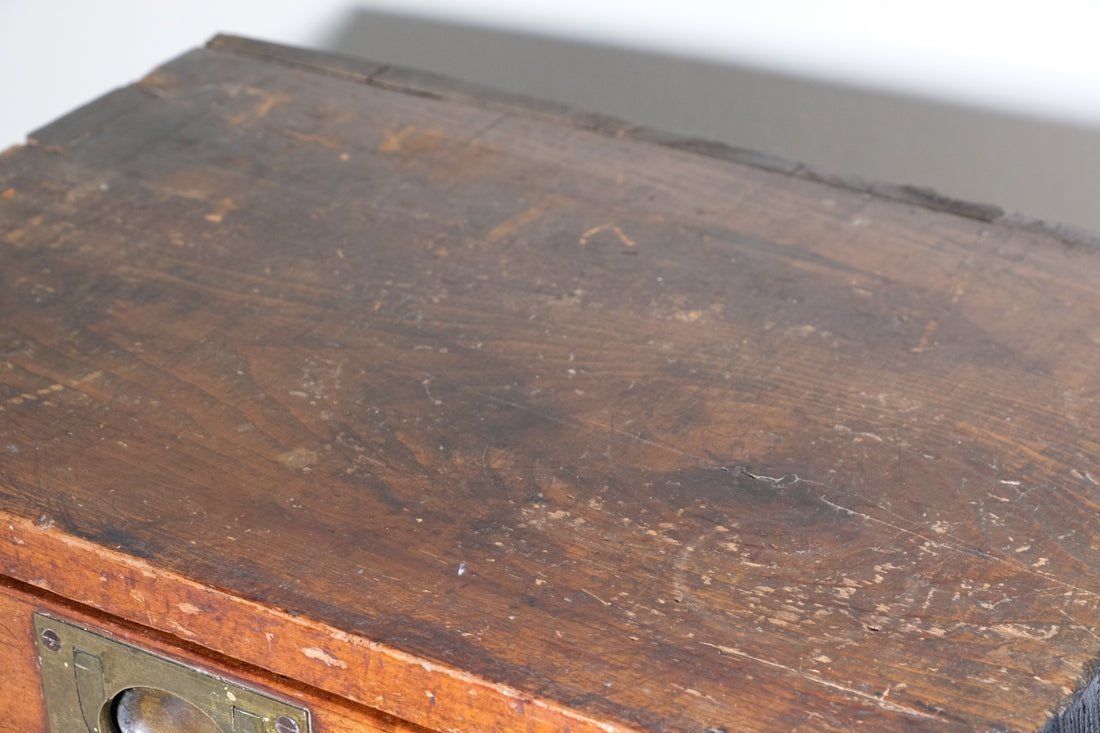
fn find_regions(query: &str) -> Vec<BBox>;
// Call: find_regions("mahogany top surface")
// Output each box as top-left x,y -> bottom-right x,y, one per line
2,35 -> 1098,733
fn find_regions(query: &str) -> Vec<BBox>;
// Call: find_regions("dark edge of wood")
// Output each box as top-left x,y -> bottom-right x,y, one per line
20,86 -> 150,153
205,33 -> 1100,249
203,34 -> 634,136
1039,664 -> 1100,733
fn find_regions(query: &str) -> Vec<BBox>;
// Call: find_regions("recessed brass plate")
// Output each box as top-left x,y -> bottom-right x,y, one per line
35,613 -> 310,733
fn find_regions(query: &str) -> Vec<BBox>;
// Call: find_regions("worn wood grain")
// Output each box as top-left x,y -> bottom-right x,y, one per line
2,36 -> 1100,732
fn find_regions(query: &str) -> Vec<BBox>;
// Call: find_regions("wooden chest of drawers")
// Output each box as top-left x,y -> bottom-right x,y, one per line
2,35 -> 1099,733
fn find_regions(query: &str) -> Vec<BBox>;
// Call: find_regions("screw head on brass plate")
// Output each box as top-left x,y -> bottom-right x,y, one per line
41,628 -> 63,653
275,715 -> 300,733
34,613 -> 310,733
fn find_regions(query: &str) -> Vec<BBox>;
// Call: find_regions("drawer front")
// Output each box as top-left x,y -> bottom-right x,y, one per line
0,578 -> 429,733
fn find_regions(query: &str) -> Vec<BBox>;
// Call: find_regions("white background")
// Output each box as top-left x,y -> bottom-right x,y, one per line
3,1 -> 1100,229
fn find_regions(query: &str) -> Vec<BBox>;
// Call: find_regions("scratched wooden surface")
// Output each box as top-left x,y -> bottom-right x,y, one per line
2,35 -> 1099,733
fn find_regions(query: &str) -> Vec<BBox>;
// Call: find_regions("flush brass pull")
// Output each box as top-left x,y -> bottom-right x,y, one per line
35,614 -> 309,733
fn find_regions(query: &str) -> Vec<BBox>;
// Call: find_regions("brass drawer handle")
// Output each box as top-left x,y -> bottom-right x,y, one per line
35,614 -> 310,733
112,687 -> 221,733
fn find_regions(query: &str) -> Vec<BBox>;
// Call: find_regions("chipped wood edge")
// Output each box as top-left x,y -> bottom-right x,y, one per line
205,34 -> 1100,249
0,511 -> 638,733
